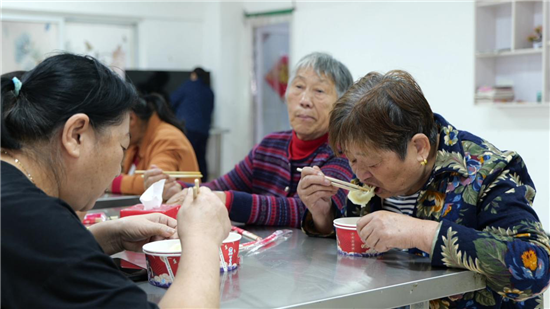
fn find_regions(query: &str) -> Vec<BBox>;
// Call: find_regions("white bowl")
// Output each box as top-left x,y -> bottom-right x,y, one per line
333,217 -> 360,228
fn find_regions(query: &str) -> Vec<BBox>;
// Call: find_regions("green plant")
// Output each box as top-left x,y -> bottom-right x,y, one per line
527,25 -> 542,43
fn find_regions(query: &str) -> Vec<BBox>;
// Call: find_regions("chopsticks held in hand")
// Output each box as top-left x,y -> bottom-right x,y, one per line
191,180 -> 228,272
192,179 -> 200,199
135,170 -> 203,179
297,168 -> 370,192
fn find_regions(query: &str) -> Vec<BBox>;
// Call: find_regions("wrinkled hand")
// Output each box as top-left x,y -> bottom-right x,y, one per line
117,213 -> 178,252
178,186 -> 231,246
143,165 -> 182,201
297,166 -> 339,234
357,211 -> 439,253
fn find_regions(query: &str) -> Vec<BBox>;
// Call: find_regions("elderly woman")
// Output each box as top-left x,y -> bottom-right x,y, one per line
144,52 -> 354,228
109,93 -> 199,195
1,54 -> 231,308
298,70 -> 550,308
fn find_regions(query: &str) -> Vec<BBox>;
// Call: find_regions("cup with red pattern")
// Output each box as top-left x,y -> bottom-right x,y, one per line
333,217 -> 380,257
142,232 -> 242,288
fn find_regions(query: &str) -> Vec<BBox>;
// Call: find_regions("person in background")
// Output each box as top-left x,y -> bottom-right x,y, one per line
145,52 -> 355,229
1,54 -> 231,308
109,93 -> 199,195
298,70 -> 550,308
170,67 -> 214,181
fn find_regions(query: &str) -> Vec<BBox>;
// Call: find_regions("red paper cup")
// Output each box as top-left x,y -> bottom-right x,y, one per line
142,239 -> 181,288
220,232 -> 242,272
142,232 -> 242,288
333,217 -> 380,257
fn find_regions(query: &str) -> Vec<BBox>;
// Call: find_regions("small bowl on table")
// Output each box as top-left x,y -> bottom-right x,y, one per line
142,232 -> 242,288
333,217 -> 380,257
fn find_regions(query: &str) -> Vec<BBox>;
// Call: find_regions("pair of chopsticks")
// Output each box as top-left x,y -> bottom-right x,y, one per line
190,178 -> 228,271
231,226 -> 262,241
296,168 -> 371,192
135,170 -> 203,179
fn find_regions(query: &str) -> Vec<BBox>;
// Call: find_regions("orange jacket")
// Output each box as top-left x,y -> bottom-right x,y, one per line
111,113 -> 199,195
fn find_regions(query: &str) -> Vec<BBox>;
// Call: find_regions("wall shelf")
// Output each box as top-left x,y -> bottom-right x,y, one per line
476,101 -> 549,108
476,48 -> 542,57
474,0 -> 548,105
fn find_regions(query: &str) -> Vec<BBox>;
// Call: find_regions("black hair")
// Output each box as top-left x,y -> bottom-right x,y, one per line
1,53 -> 137,150
192,67 -> 210,87
133,93 -> 186,135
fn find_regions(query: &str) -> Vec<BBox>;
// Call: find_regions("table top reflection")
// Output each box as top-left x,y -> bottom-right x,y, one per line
135,226 -> 486,308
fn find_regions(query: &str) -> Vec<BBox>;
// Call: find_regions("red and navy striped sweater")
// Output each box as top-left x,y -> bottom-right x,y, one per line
199,130 -> 353,228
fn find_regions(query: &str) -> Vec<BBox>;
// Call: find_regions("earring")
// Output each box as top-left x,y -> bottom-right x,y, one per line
420,159 -> 428,166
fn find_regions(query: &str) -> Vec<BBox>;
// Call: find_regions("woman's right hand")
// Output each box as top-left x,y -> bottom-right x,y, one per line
143,165 -> 182,201
160,186 -> 230,309
297,166 -> 339,234
177,186 -> 231,246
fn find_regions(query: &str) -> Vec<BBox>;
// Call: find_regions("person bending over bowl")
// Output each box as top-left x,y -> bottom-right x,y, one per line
108,93 -> 199,195
1,54 -> 231,309
297,70 -> 550,308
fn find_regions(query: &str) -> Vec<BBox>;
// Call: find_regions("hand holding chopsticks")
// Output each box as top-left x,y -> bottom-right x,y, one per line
296,168 -> 370,192
190,181 -> 228,272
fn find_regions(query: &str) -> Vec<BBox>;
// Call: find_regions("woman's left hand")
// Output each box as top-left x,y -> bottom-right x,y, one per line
117,213 -> 178,252
356,211 -> 439,253
89,213 -> 178,255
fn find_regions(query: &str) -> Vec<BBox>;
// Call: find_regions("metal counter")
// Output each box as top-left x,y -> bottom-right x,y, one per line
134,226 -> 486,308
94,193 -> 140,209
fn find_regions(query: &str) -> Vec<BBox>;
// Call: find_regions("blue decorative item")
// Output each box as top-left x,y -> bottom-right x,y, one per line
12,77 -> 22,96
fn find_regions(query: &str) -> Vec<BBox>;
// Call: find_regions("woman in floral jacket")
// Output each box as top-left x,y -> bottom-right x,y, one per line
298,70 -> 550,308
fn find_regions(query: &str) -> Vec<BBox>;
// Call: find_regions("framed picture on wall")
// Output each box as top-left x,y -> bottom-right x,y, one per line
1,15 -> 63,73
64,21 -> 137,77
1,15 -> 137,77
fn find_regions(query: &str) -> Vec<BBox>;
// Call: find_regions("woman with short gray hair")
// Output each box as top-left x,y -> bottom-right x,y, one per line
145,52 -> 355,229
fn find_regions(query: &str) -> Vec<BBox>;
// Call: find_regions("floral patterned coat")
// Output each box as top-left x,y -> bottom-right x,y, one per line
335,114 -> 550,308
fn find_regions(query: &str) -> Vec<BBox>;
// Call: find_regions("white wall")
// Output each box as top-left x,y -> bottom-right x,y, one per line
291,1 -> 549,232
202,2 -> 253,175
2,1 -> 207,70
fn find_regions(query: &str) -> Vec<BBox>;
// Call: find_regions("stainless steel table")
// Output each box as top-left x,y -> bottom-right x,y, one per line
94,193 -> 140,209
133,226 -> 486,308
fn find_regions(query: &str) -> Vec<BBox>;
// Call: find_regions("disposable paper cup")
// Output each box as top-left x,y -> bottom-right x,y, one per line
142,239 -> 181,288
333,217 -> 380,257
220,232 -> 242,272
142,232 -> 242,288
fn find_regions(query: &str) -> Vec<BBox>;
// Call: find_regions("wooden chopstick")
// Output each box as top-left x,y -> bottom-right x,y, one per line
193,179 -> 200,199
134,170 -> 203,178
231,226 -> 262,241
296,168 -> 372,192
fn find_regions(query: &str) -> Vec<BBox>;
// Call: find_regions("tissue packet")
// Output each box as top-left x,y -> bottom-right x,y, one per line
120,204 -> 180,220
120,179 -> 180,219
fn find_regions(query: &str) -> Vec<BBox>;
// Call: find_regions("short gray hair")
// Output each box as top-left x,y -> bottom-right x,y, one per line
287,52 -> 353,99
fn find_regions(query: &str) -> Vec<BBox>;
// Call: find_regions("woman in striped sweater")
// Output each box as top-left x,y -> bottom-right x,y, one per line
143,52 -> 354,228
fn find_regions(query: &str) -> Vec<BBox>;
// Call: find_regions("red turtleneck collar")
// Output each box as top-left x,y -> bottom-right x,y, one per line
289,131 -> 329,160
